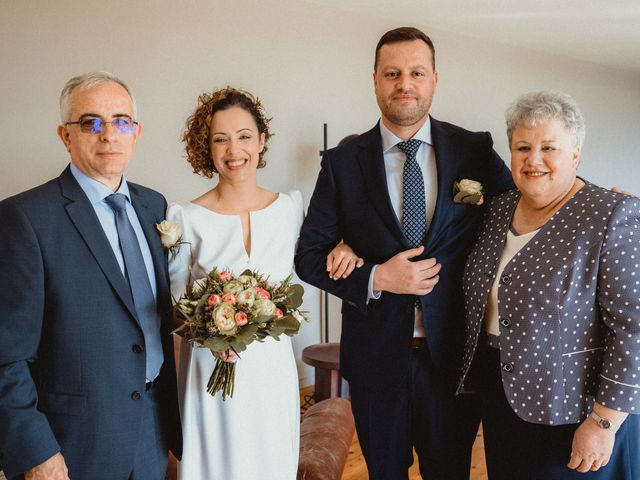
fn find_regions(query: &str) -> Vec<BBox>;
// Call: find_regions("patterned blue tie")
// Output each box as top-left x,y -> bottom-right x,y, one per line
105,193 -> 163,381
397,139 -> 426,248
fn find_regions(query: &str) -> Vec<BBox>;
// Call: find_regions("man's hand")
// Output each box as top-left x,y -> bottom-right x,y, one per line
612,186 -> 639,198
373,246 -> 440,295
25,452 -> 69,480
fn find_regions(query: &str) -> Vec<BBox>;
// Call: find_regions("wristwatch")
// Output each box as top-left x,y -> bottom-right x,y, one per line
589,410 -> 613,429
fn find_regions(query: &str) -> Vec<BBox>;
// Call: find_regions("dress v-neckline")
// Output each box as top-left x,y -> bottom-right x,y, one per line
188,193 -> 282,261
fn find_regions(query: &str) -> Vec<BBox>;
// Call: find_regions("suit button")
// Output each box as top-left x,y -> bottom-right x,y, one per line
406,303 -> 413,313
501,362 -> 514,373
131,391 -> 142,400
132,344 -> 144,353
499,317 -> 512,328
500,274 -> 511,285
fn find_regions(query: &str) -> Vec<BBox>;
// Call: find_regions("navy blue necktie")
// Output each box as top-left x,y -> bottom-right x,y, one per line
397,139 -> 426,248
105,193 -> 163,381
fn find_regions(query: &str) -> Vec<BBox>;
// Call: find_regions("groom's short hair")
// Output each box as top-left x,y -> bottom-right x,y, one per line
374,27 -> 435,71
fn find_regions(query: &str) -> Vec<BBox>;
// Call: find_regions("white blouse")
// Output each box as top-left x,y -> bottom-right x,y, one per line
484,228 -> 539,336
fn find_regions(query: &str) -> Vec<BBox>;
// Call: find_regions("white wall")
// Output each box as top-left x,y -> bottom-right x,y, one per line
2,0 -> 639,385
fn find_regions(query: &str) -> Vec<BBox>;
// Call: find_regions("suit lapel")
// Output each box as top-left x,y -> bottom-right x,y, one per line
424,118 -> 461,250
59,167 -> 139,321
357,124 -> 408,246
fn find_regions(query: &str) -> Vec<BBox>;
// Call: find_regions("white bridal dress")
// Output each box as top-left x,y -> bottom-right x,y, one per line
167,191 -> 302,480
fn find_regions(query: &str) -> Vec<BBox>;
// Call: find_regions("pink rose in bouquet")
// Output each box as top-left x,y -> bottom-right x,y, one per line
221,293 -> 236,305
207,294 -> 222,306
255,287 -> 271,299
218,270 -> 232,281
235,311 -> 248,326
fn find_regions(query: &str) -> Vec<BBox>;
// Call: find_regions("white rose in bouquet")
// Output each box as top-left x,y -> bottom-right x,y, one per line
236,288 -> 256,308
223,280 -> 244,296
212,302 -> 238,335
237,274 -> 258,287
254,298 -> 276,317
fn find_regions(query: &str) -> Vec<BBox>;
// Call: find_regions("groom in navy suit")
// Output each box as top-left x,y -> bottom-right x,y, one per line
296,27 -> 514,479
0,72 -> 181,479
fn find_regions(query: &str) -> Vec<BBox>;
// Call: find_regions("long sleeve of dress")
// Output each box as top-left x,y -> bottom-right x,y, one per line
166,203 -> 194,302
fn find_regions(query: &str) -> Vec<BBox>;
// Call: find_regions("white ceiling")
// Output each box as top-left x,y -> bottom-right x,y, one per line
309,0 -> 640,74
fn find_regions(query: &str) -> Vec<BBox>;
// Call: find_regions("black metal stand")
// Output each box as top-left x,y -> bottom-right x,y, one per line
320,123 -> 329,344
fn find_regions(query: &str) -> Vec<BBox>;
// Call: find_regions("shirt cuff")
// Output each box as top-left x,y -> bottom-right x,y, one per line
367,265 -> 382,302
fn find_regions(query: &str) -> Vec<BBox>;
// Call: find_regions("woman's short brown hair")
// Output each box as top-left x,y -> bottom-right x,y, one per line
182,87 -> 273,178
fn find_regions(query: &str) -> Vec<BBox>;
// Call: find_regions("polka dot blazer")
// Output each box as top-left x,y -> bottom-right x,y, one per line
457,182 -> 640,425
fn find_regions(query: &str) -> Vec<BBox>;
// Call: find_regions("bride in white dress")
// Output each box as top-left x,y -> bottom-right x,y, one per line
167,88 -> 361,479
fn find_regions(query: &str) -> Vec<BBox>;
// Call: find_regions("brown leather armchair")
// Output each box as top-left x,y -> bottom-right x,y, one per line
298,398 -> 355,480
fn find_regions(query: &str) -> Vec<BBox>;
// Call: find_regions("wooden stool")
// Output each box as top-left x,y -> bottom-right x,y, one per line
302,342 -> 349,402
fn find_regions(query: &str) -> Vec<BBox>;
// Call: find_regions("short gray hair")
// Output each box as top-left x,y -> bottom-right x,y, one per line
505,90 -> 585,149
59,71 -> 137,122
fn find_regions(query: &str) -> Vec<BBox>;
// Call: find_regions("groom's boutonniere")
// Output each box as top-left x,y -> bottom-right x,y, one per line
453,179 -> 484,206
156,220 -> 185,258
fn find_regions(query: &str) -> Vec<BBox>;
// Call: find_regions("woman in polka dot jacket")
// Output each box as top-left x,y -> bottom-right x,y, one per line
457,91 -> 640,480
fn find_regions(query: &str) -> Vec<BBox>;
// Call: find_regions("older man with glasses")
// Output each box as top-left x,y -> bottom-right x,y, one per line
0,72 -> 181,480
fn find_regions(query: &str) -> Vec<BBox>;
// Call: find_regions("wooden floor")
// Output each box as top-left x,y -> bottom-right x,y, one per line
301,386 -> 488,480
341,425 -> 488,480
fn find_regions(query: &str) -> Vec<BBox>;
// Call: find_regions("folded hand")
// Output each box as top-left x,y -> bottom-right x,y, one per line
373,246 -> 440,295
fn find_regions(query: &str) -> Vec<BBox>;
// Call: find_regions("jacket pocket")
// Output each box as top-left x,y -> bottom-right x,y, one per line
562,347 -> 605,407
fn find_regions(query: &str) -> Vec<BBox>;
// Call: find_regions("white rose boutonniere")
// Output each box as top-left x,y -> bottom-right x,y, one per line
453,179 -> 484,206
156,220 -> 187,257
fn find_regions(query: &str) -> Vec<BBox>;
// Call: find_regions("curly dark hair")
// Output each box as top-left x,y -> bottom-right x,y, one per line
182,87 -> 273,178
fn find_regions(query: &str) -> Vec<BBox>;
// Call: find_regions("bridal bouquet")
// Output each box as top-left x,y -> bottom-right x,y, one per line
174,268 -> 308,400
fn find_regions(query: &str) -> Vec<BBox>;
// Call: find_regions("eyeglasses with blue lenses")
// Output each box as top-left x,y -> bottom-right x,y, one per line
64,117 -> 138,135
